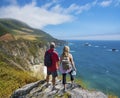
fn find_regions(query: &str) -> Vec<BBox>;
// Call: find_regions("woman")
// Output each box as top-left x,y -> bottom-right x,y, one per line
60,46 -> 76,91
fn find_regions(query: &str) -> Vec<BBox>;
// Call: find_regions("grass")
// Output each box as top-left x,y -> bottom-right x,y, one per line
108,95 -> 118,98
107,93 -> 118,98
13,29 -> 38,41
0,61 -> 39,98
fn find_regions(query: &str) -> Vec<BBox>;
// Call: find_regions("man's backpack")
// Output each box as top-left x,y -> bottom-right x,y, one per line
44,51 -> 53,67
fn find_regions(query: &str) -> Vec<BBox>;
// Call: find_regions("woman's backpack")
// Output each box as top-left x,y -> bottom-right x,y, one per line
61,56 -> 71,70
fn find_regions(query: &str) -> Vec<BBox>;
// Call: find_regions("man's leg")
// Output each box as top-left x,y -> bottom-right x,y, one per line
52,70 -> 58,90
46,75 -> 50,83
46,70 -> 51,86
52,77 -> 56,86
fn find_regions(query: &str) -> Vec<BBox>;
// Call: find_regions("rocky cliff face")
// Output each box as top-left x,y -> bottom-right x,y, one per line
0,39 -> 47,71
11,79 -> 108,98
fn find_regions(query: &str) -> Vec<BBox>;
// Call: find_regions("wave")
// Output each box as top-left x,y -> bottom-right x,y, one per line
103,46 -> 107,48
69,43 -> 74,45
70,50 -> 75,52
94,45 -> 99,47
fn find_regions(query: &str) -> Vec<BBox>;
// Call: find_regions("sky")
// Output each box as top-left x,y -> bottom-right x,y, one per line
0,0 -> 120,40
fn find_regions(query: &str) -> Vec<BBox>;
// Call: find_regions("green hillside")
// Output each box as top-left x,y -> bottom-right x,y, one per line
0,18 -> 63,44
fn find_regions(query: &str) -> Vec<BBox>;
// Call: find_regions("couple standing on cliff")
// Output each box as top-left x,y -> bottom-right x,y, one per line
44,42 -> 76,91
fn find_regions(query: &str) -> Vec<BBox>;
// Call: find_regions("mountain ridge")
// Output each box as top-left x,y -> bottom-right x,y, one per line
0,18 -> 65,44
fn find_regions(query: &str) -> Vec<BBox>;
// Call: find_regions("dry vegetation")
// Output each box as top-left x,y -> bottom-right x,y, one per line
0,62 -> 39,98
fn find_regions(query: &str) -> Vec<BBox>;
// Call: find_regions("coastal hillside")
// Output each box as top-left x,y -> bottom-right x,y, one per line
0,18 -> 65,70
0,18 -> 64,98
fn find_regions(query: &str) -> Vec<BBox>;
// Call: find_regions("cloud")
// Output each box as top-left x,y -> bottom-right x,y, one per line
0,0 -> 73,29
115,0 -> 120,6
51,1 -> 97,15
0,0 -> 100,29
99,0 -> 112,7
63,0 -> 97,14
0,0 -> 118,29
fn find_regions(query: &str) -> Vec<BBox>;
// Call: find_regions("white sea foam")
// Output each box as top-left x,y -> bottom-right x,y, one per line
70,50 -> 75,52
94,45 -> 99,47
92,75 -> 97,79
103,46 -> 106,48
106,70 -> 109,73
69,43 -> 74,45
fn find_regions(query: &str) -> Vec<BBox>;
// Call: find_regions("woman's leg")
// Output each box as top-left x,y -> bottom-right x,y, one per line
69,70 -> 74,83
62,73 -> 66,90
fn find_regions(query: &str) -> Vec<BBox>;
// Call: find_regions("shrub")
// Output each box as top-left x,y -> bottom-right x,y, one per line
0,62 -> 38,98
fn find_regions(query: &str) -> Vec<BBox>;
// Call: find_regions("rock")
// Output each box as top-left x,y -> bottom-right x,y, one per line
10,80 -> 46,98
11,80 -> 108,98
30,64 -> 47,79
0,40 -> 46,71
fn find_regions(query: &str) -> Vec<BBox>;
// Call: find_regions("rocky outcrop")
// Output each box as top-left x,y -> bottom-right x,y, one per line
0,33 -> 15,41
0,40 -> 46,71
11,80 -> 108,98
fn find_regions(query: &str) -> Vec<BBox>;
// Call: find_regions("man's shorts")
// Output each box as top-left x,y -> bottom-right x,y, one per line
47,70 -> 58,78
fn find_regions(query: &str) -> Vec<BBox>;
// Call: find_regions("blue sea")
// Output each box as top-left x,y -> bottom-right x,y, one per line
56,40 -> 120,97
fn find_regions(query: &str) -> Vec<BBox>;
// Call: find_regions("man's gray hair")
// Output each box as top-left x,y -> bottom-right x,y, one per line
50,42 -> 55,48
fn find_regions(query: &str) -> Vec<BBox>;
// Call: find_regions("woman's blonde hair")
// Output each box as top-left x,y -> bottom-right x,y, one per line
62,46 -> 70,57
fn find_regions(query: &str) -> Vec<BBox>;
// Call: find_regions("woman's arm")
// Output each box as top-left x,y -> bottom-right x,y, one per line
69,54 -> 76,71
59,55 -> 62,65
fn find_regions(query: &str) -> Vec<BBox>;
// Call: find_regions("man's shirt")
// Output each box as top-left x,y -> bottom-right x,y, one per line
46,48 -> 59,72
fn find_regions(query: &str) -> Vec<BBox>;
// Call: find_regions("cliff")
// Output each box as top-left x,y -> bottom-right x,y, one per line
11,79 -> 108,98
0,40 -> 45,70
0,18 -> 65,71
0,18 -> 65,98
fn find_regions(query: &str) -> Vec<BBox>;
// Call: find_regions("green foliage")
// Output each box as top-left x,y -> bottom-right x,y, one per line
0,23 -> 10,36
0,18 -> 63,44
0,62 -> 38,98
108,95 -> 118,98
54,92 -> 71,98
0,18 -> 30,30
107,92 -> 118,98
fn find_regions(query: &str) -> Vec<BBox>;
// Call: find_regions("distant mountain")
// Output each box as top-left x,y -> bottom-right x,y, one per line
0,18 -> 64,44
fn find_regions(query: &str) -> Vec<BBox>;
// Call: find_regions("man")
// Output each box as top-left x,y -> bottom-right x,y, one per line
44,42 -> 59,90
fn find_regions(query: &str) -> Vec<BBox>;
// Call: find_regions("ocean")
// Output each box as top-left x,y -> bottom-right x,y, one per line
56,40 -> 120,97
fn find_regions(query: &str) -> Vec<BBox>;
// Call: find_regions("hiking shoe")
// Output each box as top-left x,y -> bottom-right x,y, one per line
72,84 -> 74,88
63,87 -> 67,92
46,83 -> 51,87
52,86 -> 58,91
70,83 -> 75,89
